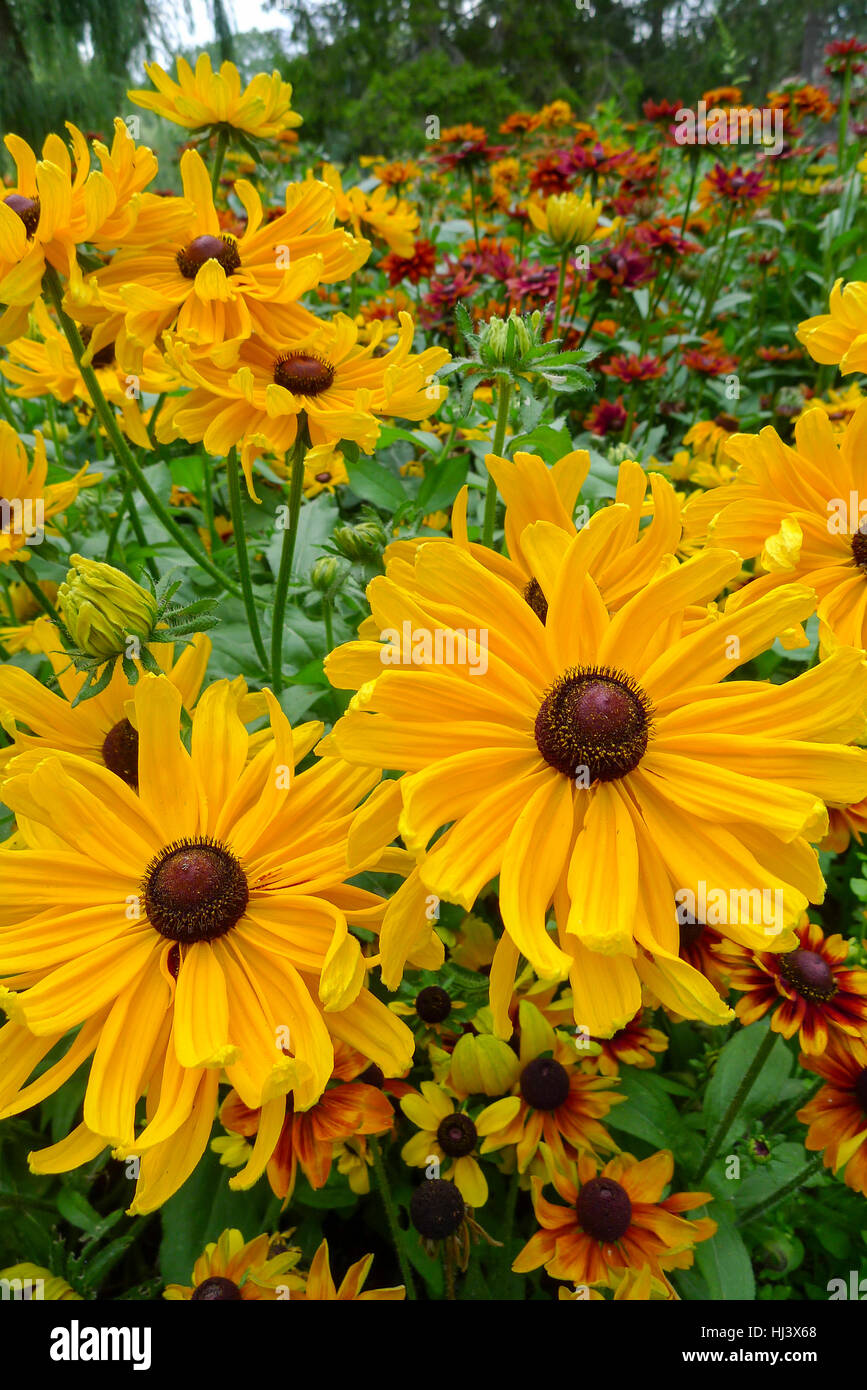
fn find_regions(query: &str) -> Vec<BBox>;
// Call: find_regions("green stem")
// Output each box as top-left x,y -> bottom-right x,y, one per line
837,63 -> 852,173
200,454 -> 219,555
45,397 -> 66,469
577,300 -> 601,349
10,562 -> 62,624
126,493 -> 160,584
481,377 -> 512,549
211,127 -> 230,198
551,249 -> 569,341
270,430 -> 307,697
697,201 -> 735,333
369,1137 -> 416,1301
443,1240 -> 457,1300
697,1028 -> 778,1181
737,1155 -> 823,1228
43,266 -> 245,601
104,479 -> 133,562
226,446 -> 269,674
679,151 -> 701,236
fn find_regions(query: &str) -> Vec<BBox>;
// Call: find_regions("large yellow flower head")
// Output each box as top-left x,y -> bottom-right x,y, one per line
683,402 -> 867,654
75,160 -> 369,373
129,54 -> 303,140
326,534 -> 867,1039
157,312 -> 450,499
0,675 -> 414,1214
796,278 -> 867,375
0,423 -> 98,564
527,187 -> 609,250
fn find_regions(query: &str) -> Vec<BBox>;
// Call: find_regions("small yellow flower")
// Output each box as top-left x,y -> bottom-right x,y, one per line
401,1081 -> 520,1207
527,187 -> 610,249
129,54 -> 302,140
0,424 -> 99,565
164,1229 -> 303,1300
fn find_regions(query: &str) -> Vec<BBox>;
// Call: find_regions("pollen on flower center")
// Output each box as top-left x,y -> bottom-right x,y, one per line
191,1276 -> 243,1300
779,948 -> 837,1002
101,717 -> 139,788
4,193 -> 40,236
142,836 -> 249,943
577,1176 -> 633,1243
176,233 -> 241,280
854,1068 -> 867,1115
851,528 -> 867,573
520,1056 -> 571,1111
273,350 -> 336,397
437,1112 -> 477,1158
523,576 -> 549,624
534,665 -> 653,781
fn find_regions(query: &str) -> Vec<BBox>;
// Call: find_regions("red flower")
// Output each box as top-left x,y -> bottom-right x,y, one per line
585,397 -> 629,435
600,353 -> 666,383
682,346 -> 738,376
381,238 -> 437,286
704,162 -> 771,207
643,97 -> 685,123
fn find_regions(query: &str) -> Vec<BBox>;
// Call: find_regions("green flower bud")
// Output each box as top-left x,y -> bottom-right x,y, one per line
606,442 -> 635,465
310,556 -> 342,593
747,1136 -> 771,1163
331,520 -> 387,563
58,554 -> 158,660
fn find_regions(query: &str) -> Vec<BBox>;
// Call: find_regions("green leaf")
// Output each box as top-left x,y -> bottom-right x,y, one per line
695,1204 -> 756,1300
416,453 -> 469,512
346,459 -> 407,510
605,1069 -> 684,1149
158,1143 -> 277,1286
56,1188 -> 120,1237
703,1021 -> 792,1137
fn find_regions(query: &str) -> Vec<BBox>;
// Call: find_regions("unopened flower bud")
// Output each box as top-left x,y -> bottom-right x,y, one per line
58,554 -> 157,659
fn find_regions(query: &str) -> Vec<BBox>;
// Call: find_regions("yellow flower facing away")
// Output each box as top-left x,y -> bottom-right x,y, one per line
527,187 -> 610,250
0,423 -> 99,564
796,278 -> 867,375
129,54 -> 303,140
0,121 -> 160,344
318,162 -> 419,257
683,403 -> 867,654
0,581 -> 59,654
291,1239 -> 405,1300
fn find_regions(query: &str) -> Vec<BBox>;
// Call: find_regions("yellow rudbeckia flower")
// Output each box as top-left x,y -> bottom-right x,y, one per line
0,675 -> 414,1214
129,54 -> 302,141
0,422 -> 99,564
